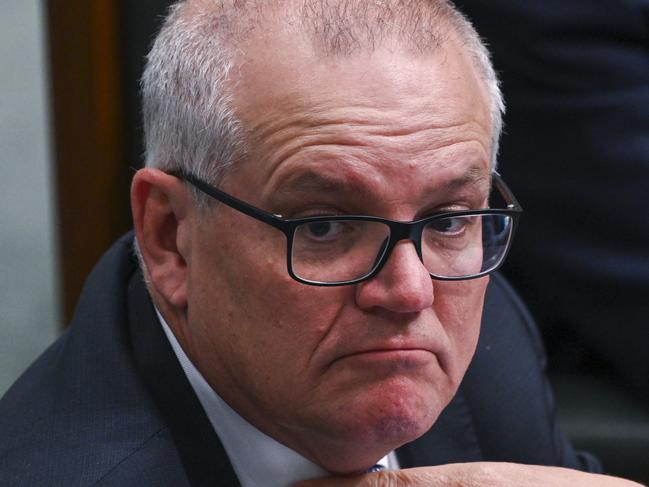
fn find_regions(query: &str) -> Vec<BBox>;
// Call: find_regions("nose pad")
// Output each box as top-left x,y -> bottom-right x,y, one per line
356,240 -> 434,313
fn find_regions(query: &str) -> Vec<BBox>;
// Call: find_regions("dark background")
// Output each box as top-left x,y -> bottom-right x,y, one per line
47,0 -> 173,323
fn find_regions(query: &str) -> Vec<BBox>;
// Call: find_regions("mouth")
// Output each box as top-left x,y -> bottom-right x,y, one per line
333,348 -> 437,369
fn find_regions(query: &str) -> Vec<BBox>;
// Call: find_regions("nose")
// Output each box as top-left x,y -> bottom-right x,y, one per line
355,240 -> 434,313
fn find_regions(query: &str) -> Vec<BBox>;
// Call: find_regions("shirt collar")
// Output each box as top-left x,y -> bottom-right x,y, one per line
156,308 -> 395,486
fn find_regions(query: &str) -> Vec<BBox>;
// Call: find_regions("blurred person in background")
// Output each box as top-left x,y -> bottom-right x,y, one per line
454,0 -> 649,398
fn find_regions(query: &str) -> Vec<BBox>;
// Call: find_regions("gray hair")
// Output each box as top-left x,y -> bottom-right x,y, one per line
141,0 -> 504,203
141,1 -> 244,200
442,3 -> 505,168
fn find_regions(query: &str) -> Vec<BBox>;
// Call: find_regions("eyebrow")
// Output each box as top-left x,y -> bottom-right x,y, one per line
274,164 -> 490,199
276,171 -> 356,197
449,165 -> 491,192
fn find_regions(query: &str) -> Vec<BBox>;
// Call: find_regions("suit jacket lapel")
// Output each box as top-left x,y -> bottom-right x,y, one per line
397,387 -> 483,468
127,271 -> 241,487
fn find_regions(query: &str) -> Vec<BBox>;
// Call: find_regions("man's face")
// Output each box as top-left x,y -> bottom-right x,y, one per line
180,28 -> 492,471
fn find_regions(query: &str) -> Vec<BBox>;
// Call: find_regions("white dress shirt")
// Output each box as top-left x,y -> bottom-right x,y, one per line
156,309 -> 398,487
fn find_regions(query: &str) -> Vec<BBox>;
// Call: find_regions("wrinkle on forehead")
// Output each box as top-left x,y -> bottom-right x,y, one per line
249,115 -> 491,187
235,46 -> 491,175
228,14 -> 492,211
263,156 -> 491,222
248,100 -> 486,140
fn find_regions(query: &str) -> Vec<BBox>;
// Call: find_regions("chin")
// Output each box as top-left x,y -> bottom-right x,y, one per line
371,396 -> 439,444
302,369 -> 455,472
321,398 -> 437,475
344,378 -> 445,452
301,386 -> 446,474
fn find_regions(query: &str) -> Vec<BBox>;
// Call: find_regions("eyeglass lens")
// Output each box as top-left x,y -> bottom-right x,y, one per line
290,214 -> 513,284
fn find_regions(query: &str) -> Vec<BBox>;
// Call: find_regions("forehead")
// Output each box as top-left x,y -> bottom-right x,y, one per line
228,21 -> 492,201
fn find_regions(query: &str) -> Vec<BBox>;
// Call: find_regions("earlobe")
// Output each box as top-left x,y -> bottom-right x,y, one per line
131,168 -> 190,308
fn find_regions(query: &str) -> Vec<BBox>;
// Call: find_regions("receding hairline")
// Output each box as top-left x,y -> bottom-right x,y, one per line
174,0 -> 471,57
142,0 -> 503,187
171,0 -> 496,145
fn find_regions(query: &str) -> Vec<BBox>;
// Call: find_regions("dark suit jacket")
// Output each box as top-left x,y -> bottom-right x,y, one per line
0,233 -> 600,486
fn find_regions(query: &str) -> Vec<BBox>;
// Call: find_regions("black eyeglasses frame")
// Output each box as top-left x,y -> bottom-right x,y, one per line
169,170 -> 522,286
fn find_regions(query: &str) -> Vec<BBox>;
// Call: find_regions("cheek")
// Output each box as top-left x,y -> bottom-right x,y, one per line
433,277 -> 487,381
189,224 -> 352,395
242,284 -> 351,378
214,285 -> 354,427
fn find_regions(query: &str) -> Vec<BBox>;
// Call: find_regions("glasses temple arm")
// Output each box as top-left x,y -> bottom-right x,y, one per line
168,171 -> 288,229
492,172 -> 523,211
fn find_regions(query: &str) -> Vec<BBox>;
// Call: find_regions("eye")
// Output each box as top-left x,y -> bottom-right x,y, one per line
302,221 -> 348,241
428,216 -> 468,235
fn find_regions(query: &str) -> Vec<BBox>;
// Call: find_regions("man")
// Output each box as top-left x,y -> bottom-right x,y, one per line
0,0 -> 641,485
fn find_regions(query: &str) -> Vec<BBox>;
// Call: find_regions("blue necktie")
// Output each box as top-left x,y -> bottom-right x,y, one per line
367,464 -> 385,473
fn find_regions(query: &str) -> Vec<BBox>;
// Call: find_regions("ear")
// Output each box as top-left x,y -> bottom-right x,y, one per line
131,168 -> 191,308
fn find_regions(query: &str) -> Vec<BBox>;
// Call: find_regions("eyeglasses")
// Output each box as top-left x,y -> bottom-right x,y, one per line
169,170 -> 522,286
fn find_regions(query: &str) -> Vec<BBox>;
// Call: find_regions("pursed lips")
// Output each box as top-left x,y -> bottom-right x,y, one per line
340,347 -> 431,358
329,341 -> 443,370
